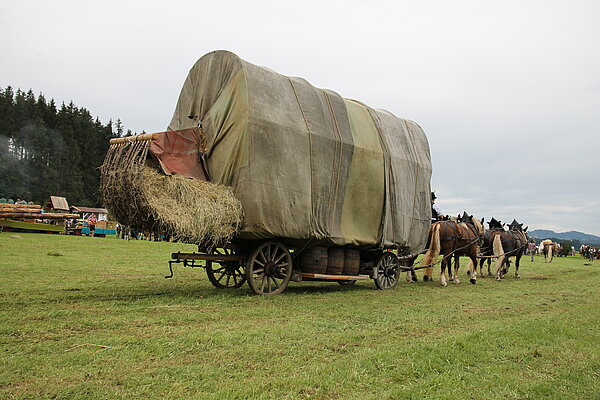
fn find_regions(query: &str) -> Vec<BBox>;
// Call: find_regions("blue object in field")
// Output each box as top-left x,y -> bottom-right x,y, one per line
81,227 -> 116,236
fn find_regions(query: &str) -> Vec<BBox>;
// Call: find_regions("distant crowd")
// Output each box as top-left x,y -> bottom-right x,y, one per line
0,198 -> 35,205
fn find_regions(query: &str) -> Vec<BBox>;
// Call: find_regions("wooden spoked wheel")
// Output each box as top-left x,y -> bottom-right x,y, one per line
205,248 -> 246,289
374,252 -> 400,290
246,241 -> 292,295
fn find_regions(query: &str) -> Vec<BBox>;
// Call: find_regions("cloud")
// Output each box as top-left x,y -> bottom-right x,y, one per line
2,1 -> 599,236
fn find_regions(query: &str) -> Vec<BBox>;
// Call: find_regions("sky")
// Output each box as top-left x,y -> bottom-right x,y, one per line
1,0 -> 599,236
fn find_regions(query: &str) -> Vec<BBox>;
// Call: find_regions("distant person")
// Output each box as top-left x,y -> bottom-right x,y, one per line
87,214 -> 97,237
528,240 -> 537,262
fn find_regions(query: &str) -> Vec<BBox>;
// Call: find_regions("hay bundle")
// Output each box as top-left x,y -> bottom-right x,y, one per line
100,140 -> 243,247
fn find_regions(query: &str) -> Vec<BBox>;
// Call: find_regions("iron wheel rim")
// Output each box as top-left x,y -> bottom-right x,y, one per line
246,241 -> 292,295
206,248 -> 246,289
374,252 -> 400,290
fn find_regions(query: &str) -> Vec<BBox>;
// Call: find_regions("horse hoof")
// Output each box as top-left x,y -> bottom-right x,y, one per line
423,276 -> 430,282
466,270 -> 471,276
495,277 -> 501,281
516,275 -> 521,279
470,278 -> 477,284
412,277 -> 419,282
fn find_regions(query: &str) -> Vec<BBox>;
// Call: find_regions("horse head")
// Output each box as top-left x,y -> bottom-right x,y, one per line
488,217 -> 504,231
458,212 -> 485,236
508,219 -> 524,231
508,219 -> 529,241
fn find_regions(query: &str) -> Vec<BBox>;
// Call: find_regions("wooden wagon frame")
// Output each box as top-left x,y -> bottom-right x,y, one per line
168,240 -> 420,295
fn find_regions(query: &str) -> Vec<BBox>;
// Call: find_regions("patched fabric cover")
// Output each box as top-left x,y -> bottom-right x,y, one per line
164,51 -> 432,251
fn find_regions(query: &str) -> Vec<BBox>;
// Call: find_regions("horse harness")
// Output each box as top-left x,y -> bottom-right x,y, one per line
439,220 -> 482,253
501,230 -> 527,249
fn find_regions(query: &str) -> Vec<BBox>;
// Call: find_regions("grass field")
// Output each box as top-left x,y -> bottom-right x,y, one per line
1,233 -> 599,399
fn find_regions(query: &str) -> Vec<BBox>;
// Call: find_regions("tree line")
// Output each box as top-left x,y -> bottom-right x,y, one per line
0,86 -> 130,207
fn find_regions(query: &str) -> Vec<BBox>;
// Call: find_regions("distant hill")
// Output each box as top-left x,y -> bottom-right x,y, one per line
529,230 -> 600,245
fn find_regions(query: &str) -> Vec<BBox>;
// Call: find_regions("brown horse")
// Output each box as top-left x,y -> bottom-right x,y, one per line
492,220 -> 528,280
421,213 -> 484,286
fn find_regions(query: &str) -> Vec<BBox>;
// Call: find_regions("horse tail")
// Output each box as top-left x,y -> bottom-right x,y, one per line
422,223 -> 441,276
548,244 -> 554,263
493,234 -> 505,272
492,234 -> 503,256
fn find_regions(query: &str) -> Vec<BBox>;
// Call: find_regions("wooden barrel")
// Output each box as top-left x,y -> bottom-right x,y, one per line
342,249 -> 360,275
299,246 -> 328,274
326,247 -> 344,275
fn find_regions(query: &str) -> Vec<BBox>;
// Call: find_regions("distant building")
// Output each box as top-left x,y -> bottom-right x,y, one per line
46,196 -> 69,212
70,206 -> 109,221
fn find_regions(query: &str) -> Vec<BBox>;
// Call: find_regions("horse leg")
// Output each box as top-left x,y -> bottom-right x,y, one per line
487,258 -> 493,276
453,255 -> 461,284
469,254 -> 477,284
423,266 -> 433,282
503,258 -> 511,277
495,254 -> 505,281
515,253 -> 522,278
440,256 -> 448,287
411,269 -> 418,281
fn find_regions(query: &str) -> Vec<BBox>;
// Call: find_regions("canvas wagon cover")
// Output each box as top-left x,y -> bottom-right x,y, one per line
163,50 -> 431,251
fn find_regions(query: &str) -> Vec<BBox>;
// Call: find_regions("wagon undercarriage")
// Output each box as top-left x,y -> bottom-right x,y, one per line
168,241 -> 418,295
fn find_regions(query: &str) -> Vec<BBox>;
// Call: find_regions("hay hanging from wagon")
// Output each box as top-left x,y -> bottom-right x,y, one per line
100,140 -> 243,248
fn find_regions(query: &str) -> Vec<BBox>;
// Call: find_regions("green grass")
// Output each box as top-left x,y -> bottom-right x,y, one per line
1,233 -> 599,399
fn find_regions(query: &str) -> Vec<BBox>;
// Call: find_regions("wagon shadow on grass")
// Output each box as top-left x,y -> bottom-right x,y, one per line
47,279 -> 380,304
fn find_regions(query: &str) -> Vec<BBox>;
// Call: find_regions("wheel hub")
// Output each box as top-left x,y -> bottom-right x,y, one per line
264,261 -> 277,277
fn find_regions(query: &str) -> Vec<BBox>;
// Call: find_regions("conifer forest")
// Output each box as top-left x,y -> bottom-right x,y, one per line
0,86 -> 126,206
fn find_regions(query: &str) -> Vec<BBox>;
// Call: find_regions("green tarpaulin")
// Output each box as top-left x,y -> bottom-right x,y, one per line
164,50 -> 432,252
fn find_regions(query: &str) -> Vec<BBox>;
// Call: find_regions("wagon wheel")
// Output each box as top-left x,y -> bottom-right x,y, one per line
206,248 -> 246,289
374,252 -> 400,290
246,241 -> 292,295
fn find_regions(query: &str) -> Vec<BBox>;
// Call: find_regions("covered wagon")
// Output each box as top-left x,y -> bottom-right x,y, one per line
101,50 -> 432,295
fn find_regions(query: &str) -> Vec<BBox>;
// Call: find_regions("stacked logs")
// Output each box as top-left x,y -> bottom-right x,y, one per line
0,204 -> 79,220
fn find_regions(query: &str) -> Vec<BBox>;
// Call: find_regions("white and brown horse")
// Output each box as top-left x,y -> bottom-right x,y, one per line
421,213 -> 484,286
542,239 -> 557,263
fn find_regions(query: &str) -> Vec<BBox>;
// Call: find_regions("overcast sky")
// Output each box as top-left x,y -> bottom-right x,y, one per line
2,0 -> 599,236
